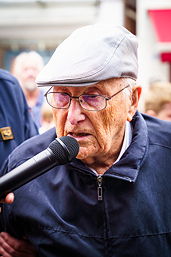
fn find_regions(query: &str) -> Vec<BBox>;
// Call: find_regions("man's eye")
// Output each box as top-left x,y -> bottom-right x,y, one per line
82,95 -> 99,102
81,95 -> 103,109
54,93 -> 69,106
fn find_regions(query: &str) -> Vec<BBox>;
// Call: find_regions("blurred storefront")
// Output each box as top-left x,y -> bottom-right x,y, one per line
0,0 -> 135,70
137,0 -> 171,86
0,0 -> 98,69
0,0 -> 170,88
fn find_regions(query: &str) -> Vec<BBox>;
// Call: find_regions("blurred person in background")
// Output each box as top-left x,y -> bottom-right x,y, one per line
144,81 -> 171,121
39,102 -> 54,134
11,51 -> 45,129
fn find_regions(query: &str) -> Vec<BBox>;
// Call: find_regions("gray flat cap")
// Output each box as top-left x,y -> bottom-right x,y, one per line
36,24 -> 138,87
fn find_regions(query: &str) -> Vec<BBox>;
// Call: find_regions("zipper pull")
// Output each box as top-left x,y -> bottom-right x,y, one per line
97,175 -> 103,201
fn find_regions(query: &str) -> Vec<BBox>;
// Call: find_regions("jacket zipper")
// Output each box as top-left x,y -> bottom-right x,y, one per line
97,175 -> 103,201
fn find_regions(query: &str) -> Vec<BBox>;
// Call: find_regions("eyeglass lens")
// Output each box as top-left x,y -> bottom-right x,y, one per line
80,95 -> 105,110
47,92 -> 106,110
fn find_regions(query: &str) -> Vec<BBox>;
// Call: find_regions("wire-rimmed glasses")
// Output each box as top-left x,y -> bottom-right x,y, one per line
45,85 -> 130,111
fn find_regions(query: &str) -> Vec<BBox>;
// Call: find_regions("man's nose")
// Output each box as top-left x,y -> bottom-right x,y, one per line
67,99 -> 86,125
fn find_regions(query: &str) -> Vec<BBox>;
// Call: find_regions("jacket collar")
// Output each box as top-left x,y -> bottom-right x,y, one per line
69,111 -> 148,183
105,111 -> 148,182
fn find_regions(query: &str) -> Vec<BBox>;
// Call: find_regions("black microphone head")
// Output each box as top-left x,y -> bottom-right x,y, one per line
48,136 -> 79,165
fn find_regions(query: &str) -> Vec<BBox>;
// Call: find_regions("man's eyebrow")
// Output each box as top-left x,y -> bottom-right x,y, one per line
52,86 -> 72,93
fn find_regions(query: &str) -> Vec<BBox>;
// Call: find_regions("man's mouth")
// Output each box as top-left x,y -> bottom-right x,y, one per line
68,132 -> 91,138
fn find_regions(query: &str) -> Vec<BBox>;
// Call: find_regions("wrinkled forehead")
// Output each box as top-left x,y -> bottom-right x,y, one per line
51,78 -> 123,93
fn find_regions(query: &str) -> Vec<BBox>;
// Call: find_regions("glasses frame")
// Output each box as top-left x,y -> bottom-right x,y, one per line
44,85 -> 130,111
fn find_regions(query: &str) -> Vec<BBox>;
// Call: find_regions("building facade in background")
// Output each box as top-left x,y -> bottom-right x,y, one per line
0,0 -> 170,90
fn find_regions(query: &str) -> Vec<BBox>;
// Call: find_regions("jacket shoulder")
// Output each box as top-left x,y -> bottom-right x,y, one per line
142,113 -> 171,147
0,69 -> 18,84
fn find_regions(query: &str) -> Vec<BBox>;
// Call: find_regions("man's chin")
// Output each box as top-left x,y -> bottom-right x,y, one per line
76,152 -> 88,160
76,146 -> 96,161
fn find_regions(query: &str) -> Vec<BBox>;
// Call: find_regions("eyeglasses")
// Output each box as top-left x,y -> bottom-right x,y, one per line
45,85 -> 130,111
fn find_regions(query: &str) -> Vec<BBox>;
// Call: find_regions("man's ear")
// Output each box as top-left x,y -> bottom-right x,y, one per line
127,86 -> 142,121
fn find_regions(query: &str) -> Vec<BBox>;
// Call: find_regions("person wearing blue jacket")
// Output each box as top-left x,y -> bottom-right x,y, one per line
1,24 -> 171,257
0,69 -> 39,256
0,69 -> 38,168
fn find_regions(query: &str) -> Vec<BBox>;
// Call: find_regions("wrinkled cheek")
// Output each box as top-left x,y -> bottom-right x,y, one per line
52,110 -> 65,137
95,109 -> 114,144
101,108 -> 115,131
96,108 -> 118,151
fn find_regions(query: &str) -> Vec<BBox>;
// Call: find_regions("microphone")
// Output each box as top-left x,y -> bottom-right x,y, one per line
0,136 -> 79,199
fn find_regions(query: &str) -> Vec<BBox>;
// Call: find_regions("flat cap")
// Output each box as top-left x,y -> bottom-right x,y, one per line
36,24 -> 138,87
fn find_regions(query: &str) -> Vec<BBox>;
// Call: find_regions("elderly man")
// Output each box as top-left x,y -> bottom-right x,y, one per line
1,24 -> 171,257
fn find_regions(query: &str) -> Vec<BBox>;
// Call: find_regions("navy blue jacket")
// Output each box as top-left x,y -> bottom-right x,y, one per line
0,69 -> 38,168
1,111 -> 171,257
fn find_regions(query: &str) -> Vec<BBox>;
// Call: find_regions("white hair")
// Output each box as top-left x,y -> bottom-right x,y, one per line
11,51 -> 44,76
121,78 -> 136,97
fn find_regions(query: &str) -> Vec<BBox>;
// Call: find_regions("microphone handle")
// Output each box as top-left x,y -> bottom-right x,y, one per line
0,148 -> 57,199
